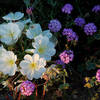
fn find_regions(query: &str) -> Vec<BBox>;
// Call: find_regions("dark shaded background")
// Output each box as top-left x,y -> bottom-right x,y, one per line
0,0 -> 100,100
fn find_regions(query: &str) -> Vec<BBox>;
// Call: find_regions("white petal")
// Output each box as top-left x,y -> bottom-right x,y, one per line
24,54 -> 33,62
20,60 -> 30,68
2,12 -> 14,20
27,71 -> 34,80
8,64 -> 17,76
32,67 -> 46,79
42,30 -> 52,38
38,58 -> 46,67
14,12 -> 24,20
2,12 -> 24,21
32,54 -> 39,62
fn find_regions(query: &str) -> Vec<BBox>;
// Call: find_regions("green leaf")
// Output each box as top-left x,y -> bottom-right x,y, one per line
23,0 -> 30,7
59,83 -> 69,90
86,62 -> 96,71
47,0 -> 57,7
94,34 -> 100,40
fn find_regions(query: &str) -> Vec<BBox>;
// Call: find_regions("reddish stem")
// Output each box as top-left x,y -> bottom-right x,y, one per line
18,92 -> 21,100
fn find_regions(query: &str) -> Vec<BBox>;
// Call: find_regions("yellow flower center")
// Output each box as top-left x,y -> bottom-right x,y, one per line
38,46 -> 47,54
7,59 -> 14,67
0,35 -> 2,39
8,32 -> 14,38
29,62 -> 36,70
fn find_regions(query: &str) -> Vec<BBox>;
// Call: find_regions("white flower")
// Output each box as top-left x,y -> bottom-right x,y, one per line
25,24 -> 42,39
42,30 -> 52,38
0,50 -> 17,76
20,54 -> 46,80
16,19 -> 32,31
25,23 -> 52,39
15,22 -> 25,31
0,45 -> 6,57
0,22 -> 21,45
2,12 -> 24,21
32,35 -> 56,61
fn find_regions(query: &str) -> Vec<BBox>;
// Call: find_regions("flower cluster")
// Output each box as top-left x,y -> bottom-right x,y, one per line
92,5 -> 100,13
0,12 -> 56,81
62,3 -> 73,14
59,50 -> 74,64
20,80 -> 35,96
56,59 -> 65,68
62,28 -> 78,41
84,23 -> 97,35
74,17 -> 86,27
48,19 -> 62,32
96,69 -> 100,82
0,1 -> 100,99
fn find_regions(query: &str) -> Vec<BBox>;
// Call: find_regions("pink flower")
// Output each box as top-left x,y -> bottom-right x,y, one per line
20,80 -> 35,96
59,50 -> 74,64
26,7 -> 33,15
59,51 -> 70,64
96,69 -> 100,82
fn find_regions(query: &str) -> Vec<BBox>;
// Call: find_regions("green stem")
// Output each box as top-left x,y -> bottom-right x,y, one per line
75,0 -> 83,16
63,75 -> 66,84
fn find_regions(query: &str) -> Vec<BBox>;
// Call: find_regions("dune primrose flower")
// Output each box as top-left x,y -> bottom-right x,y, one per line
74,17 -> 86,27
84,23 -> 97,35
32,35 -> 56,61
20,54 -> 46,80
2,12 -> 24,21
48,19 -> 62,32
96,69 -> 100,82
62,3 -> 73,14
0,49 -> 17,76
20,80 -> 35,96
26,24 -> 52,39
62,28 -> 78,41
59,50 -> 74,64
92,5 -> 100,13
0,22 -> 21,45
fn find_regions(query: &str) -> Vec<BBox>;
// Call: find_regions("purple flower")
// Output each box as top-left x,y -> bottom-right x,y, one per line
59,50 -> 74,64
92,5 -> 100,13
56,59 -> 65,68
20,80 -> 35,96
96,69 -> 100,82
66,50 -> 74,61
84,23 -> 97,35
62,28 -> 78,41
62,3 -> 73,14
74,17 -> 86,27
48,19 -> 62,32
